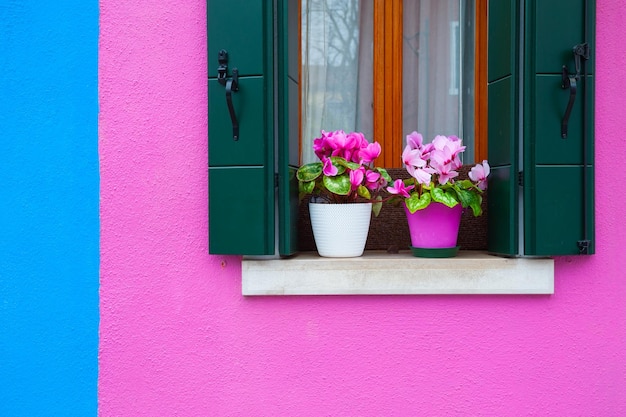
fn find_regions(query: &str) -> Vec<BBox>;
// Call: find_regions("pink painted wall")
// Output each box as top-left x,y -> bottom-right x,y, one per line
99,0 -> 626,415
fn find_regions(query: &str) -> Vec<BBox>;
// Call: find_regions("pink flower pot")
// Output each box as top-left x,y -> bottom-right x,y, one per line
404,202 -> 463,249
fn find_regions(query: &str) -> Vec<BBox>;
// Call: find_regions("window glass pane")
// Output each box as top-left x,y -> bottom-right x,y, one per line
403,0 -> 475,162
301,0 -> 373,164
301,0 -> 475,164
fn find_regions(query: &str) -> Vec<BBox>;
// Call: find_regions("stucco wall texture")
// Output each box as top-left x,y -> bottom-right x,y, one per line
99,1 -> 626,415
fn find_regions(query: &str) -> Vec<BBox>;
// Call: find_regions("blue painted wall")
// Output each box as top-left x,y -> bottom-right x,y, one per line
0,2 -> 99,416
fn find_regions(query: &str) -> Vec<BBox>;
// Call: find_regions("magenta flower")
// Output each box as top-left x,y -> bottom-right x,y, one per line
387,179 -> 415,198
322,157 -> 338,176
469,160 -> 490,190
364,170 -> 382,190
328,130 -> 361,161
297,129 -> 388,211
359,141 -> 382,164
349,168 -> 364,190
312,136 -> 330,160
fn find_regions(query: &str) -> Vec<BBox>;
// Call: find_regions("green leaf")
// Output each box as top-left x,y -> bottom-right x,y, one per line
357,185 -> 371,199
330,156 -> 355,172
372,195 -> 383,217
455,179 -> 474,190
468,193 -> 483,217
430,187 -> 459,208
405,192 -> 431,214
376,167 -> 392,183
299,179 -> 316,195
454,187 -> 474,208
323,173 -> 351,195
296,162 -> 322,182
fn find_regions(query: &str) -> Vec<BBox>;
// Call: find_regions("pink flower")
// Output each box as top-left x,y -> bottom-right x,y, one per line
327,130 -> 361,161
364,170 -> 382,190
430,157 -> 459,185
387,179 -> 415,198
359,141 -> 381,164
312,136 -> 330,160
406,131 -> 424,150
411,167 -> 434,185
322,157 -> 338,176
402,145 -> 427,169
469,160 -> 490,190
429,136 -> 465,171
349,168 -> 364,190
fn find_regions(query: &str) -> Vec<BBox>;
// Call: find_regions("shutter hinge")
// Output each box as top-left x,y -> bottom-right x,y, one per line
275,173 -> 279,188
577,239 -> 590,254
518,171 -> 523,187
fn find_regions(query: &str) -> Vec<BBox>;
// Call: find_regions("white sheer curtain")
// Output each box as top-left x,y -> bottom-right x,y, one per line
301,0 -> 474,164
301,0 -> 373,164
403,0 -> 475,161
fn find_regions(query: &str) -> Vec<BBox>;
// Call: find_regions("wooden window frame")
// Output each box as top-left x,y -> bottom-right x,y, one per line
373,0 -> 404,167
372,0 -> 488,167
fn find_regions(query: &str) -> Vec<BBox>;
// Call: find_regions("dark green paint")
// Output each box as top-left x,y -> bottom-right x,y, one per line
526,166 -> 594,255
209,167 -> 272,254
487,0 -> 514,82
208,77 -> 268,166
277,0 -> 300,256
208,0 -> 298,255
207,1 -> 266,76
487,0 -> 519,255
524,0 -> 595,255
488,77 -> 517,167
488,0 -> 595,256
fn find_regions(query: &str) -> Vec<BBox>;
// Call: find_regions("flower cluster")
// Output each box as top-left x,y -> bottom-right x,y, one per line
297,130 -> 391,215
387,132 -> 490,216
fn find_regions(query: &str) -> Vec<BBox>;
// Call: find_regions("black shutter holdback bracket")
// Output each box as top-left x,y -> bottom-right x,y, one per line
217,49 -> 240,141
560,43 -> 590,139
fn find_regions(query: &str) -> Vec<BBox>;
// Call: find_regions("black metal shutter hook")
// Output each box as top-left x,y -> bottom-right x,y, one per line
217,49 -> 240,141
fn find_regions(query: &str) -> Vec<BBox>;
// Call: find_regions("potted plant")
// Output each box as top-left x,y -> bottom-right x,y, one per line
386,131 -> 490,257
296,130 -> 391,257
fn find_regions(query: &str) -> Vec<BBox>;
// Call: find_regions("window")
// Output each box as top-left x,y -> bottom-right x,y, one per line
207,0 -> 595,258
301,0 -> 488,167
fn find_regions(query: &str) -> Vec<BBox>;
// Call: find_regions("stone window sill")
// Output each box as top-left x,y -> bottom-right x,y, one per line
242,251 -> 554,296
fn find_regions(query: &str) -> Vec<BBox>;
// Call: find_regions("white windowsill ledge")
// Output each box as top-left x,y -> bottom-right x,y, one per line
242,251 -> 554,296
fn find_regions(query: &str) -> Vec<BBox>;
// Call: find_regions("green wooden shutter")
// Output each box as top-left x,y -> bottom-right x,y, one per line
488,0 -> 595,256
523,0 -> 595,255
276,0 -> 300,256
208,0 -> 298,255
487,0 -> 520,256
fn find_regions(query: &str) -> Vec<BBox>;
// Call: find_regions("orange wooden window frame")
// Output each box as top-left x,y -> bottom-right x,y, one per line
373,0 -> 404,168
474,0 -> 488,163
301,0 -> 488,167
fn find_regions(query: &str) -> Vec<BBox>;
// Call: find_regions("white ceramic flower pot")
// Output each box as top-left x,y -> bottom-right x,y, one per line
309,202 -> 372,257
